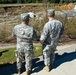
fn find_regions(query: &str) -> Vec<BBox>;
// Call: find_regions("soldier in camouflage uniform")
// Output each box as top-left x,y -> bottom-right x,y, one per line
40,9 -> 64,72
12,13 -> 37,75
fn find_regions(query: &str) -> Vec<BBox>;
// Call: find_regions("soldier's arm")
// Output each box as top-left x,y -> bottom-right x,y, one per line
40,23 -> 49,44
59,25 -> 64,38
12,27 -> 16,37
11,27 -> 16,40
32,29 -> 38,41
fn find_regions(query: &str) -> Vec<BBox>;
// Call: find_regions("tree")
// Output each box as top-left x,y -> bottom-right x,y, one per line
17,0 -> 21,3
59,0 -> 63,3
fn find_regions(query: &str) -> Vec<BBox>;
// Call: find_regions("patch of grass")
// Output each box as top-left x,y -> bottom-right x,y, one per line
0,45 -> 42,65
33,45 -> 42,57
0,48 -> 16,64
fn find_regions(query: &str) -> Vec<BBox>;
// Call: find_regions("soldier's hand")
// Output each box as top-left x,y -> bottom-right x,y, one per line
40,41 -> 46,45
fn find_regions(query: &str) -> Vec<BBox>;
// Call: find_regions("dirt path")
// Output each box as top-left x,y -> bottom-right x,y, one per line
0,43 -> 41,49
0,43 -> 16,49
0,41 -> 76,49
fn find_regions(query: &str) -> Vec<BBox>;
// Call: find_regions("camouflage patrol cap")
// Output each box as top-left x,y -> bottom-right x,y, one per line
47,9 -> 55,16
21,13 -> 30,21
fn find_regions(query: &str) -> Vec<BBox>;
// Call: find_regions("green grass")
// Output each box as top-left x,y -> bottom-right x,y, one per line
0,48 -> 16,64
34,45 -> 42,57
0,45 -> 42,65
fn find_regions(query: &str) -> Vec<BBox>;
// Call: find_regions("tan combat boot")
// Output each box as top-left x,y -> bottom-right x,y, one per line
18,69 -> 20,75
43,66 -> 50,72
25,70 -> 31,75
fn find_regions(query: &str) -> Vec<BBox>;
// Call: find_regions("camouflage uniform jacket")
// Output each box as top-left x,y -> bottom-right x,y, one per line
12,24 -> 37,51
40,19 -> 64,51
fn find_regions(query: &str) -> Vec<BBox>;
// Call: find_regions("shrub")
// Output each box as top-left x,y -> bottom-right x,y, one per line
56,16 -> 76,39
0,16 -> 76,43
0,25 -> 14,43
30,16 -> 48,36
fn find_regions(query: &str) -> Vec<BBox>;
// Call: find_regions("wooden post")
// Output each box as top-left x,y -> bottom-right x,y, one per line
42,0 -> 48,18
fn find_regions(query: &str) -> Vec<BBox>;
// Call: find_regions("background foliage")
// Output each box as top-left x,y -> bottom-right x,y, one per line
0,0 -> 76,4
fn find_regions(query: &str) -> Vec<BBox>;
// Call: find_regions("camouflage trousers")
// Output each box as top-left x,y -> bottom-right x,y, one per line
15,49 -> 33,71
43,45 -> 55,66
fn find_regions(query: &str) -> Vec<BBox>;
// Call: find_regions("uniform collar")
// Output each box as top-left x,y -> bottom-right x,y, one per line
49,18 -> 55,21
21,23 -> 28,26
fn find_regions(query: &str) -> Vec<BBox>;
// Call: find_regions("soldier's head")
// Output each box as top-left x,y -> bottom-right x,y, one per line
21,13 -> 30,24
47,9 -> 55,19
